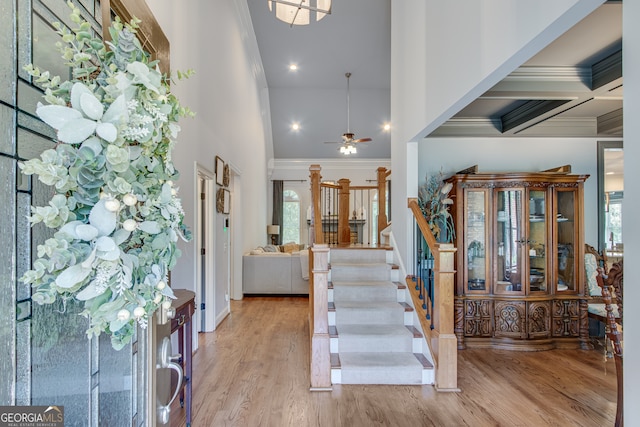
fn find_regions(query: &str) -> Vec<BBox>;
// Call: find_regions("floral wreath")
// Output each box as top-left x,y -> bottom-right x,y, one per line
20,2 -> 194,349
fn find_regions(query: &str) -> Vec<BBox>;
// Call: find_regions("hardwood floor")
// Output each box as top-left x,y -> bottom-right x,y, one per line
171,297 -> 617,427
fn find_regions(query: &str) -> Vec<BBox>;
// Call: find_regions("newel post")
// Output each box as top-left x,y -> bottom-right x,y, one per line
310,244 -> 331,391
433,243 -> 459,392
309,165 -> 323,244
337,178 -> 351,245
377,167 -> 389,243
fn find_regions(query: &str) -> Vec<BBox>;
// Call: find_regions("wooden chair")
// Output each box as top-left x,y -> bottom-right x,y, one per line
596,262 -> 623,427
586,244 -> 617,355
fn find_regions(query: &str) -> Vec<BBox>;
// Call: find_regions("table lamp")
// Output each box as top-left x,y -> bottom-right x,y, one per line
267,225 -> 280,245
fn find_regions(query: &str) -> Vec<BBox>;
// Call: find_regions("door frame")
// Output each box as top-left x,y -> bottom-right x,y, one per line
195,163 -> 216,332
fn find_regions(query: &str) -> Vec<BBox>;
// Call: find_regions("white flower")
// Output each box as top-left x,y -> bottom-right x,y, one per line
36,83 -> 128,144
123,194 -> 138,206
117,309 -> 131,321
104,198 -> 121,212
122,219 -> 138,232
133,306 -> 146,318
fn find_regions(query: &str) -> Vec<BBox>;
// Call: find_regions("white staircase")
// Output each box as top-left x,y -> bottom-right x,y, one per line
328,248 -> 434,385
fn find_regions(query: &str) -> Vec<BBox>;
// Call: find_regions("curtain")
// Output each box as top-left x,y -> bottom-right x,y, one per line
272,180 -> 283,245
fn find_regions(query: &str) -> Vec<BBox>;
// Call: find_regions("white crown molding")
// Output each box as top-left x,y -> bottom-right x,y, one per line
272,158 -> 391,171
507,66 -> 591,82
430,117 -> 599,138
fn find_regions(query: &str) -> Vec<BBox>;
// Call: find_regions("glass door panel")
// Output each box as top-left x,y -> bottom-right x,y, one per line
465,190 -> 487,292
496,189 -> 524,294
528,190 -> 547,293
556,190 -> 576,292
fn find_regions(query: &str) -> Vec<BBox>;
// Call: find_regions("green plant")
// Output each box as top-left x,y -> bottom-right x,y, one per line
20,2 -> 194,350
418,171 -> 454,242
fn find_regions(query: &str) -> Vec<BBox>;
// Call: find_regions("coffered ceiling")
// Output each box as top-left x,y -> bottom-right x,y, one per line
247,1 -> 622,159
431,2 -> 622,138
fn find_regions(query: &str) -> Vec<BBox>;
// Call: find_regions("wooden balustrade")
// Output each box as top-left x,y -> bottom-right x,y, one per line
309,165 -> 390,246
408,198 -> 459,392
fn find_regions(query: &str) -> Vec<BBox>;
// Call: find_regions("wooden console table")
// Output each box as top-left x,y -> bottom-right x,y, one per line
172,289 -> 195,426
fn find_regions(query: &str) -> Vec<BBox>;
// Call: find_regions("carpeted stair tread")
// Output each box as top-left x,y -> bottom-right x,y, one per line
330,263 -> 390,282
334,301 -> 405,325
336,324 -> 414,353
332,280 -> 397,302
330,249 -> 387,264
339,352 -> 425,384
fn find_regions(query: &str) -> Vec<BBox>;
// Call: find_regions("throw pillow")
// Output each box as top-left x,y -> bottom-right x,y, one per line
282,242 -> 298,254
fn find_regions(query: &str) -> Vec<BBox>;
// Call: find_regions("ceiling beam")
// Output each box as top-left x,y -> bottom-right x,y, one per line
592,49 -> 622,90
597,108 -> 623,135
500,99 -> 571,133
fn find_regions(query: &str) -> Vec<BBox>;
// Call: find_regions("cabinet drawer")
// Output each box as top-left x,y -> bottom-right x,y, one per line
171,302 -> 194,333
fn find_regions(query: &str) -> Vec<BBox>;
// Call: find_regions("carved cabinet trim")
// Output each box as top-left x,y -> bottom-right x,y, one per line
463,299 -> 492,337
552,299 -> 580,337
528,301 -> 551,338
494,301 -> 526,339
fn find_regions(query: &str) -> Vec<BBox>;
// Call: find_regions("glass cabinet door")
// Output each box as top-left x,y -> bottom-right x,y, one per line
495,189 -> 524,294
465,190 -> 487,292
528,190 -> 547,293
556,189 -> 577,292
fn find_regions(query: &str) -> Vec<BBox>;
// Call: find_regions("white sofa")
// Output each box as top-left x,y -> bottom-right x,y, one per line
243,250 -> 309,295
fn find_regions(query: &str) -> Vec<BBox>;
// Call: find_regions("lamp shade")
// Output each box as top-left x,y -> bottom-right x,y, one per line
267,225 -> 280,235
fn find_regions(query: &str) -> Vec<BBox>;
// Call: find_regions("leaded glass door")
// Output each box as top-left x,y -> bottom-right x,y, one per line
0,1 -> 160,424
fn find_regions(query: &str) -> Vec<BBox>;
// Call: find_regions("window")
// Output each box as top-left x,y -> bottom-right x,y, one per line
283,190 -> 300,243
598,141 -> 623,254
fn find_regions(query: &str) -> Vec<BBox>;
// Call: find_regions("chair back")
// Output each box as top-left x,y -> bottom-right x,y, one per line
585,244 -> 607,297
608,260 -> 623,321
596,265 -> 623,427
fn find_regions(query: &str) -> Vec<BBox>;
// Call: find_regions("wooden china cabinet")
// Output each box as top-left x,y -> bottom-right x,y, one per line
447,169 -> 591,350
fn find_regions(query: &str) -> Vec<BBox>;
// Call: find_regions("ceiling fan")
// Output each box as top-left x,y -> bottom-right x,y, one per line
325,72 -> 372,153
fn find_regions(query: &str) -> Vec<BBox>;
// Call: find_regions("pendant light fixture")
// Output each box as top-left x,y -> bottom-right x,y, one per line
268,0 -> 332,27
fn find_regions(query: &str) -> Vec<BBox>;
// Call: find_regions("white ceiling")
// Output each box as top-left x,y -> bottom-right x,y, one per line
247,1 -> 622,158
247,0 -> 391,159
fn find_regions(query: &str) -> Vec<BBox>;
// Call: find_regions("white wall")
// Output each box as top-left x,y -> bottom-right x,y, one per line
623,0 -> 639,421
391,0 -> 605,279
146,1 -> 270,298
418,137 -> 617,246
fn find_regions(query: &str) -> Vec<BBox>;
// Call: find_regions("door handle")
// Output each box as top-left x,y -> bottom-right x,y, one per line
157,336 -> 184,424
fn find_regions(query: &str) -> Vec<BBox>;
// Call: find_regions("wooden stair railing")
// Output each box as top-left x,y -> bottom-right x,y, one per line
408,198 -> 459,392
308,164 -> 390,390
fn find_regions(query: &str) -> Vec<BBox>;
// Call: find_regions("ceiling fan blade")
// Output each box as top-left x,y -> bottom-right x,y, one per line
324,141 -> 341,144
353,137 -> 372,143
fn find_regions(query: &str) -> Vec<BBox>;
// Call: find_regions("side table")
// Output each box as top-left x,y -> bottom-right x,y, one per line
171,289 -> 195,427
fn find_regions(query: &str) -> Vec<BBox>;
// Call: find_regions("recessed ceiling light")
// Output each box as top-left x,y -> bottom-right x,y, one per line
291,122 -> 300,131
289,64 -> 298,71
383,123 -> 391,131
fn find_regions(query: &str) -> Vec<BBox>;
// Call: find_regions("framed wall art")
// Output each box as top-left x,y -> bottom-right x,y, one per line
223,163 -> 230,187
216,188 -> 224,213
215,156 -> 224,186
223,189 -> 230,214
